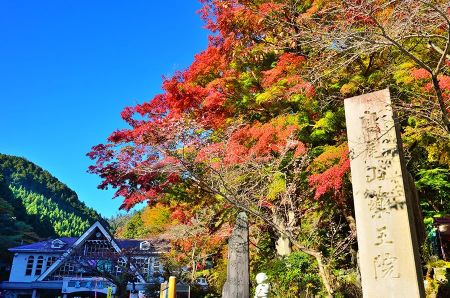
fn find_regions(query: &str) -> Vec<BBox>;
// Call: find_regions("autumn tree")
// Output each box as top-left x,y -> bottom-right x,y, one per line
86,2 -> 355,296
89,0 -> 450,296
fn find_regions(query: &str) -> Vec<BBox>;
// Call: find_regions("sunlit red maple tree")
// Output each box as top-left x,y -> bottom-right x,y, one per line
89,0 -> 450,296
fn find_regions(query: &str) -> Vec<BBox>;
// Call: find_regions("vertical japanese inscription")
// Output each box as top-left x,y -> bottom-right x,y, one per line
345,89 -> 424,297
374,253 -> 400,279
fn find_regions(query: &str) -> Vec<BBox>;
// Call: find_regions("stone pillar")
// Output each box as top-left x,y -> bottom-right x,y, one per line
222,212 -> 250,298
31,290 -> 37,298
344,89 -> 425,297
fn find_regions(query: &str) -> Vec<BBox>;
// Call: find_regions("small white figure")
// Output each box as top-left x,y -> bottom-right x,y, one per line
254,272 -> 270,298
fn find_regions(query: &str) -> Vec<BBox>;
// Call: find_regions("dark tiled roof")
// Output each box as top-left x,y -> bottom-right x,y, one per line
117,238 -> 170,252
9,237 -> 77,252
9,237 -> 169,253
116,239 -> 141,249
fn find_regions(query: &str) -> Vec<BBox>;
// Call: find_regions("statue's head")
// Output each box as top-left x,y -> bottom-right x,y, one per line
255,272 -> 268,284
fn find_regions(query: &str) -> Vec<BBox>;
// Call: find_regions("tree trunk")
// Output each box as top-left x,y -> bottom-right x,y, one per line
116,283 -> 128,298
295,245 -> 333,297
342,209 -> 357,236
272,214 -> 292,256
314,253 -> 333,298
432,75 -> 450,133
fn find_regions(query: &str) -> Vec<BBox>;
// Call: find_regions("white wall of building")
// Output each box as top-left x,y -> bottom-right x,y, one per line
9,252 -> 61,282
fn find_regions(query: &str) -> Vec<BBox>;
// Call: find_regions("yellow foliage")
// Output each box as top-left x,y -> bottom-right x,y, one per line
393,62 -> 415,85
141,203 -> 171,234
255,85 -> 285,104
309,143 -> 348,173
267,172 -> 286,200
426,142 -> 450,166
340,82 -> 358,96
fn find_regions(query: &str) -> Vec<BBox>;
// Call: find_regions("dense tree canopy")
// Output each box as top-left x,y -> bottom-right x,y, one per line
0,154 -> 106,240
90,1 -> 450,296
0,174 -> 37,260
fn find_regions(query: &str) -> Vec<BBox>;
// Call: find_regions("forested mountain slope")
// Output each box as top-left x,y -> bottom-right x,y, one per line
0,153 -> 105,239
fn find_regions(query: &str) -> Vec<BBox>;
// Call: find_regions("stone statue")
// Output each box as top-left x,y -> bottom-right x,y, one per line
254,272 -> 270,298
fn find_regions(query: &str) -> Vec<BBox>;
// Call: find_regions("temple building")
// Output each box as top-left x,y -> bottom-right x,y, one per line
0,221 -> 169,298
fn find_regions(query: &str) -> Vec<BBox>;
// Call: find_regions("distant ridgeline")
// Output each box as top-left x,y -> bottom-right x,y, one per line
0,154 -> 106,246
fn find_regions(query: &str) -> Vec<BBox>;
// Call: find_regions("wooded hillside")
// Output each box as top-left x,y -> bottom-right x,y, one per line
0,153 -> 105,244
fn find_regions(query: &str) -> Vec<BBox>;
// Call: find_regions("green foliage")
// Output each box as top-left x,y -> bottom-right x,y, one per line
255,86 -> 285,104
0,183 -> 36,249
0,153 -> 105,237
0,154 -> 102,223
416,169 -> 450,218
309,109 -> 345,144
339,75 -> 365,96
108,212 -> 135,235
0,175 -> 38,279
416,169 -> 450,195
10,186 -> 91,236
392,62 -> 415,85
120,211 -> 149,238
267,172 -> 286,200
424,258 -> 450,297
257,252 -> 322,297
332,269 -> 362,298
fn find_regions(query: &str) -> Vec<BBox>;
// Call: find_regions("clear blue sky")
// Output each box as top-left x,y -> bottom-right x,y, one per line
0,1 -> 209,217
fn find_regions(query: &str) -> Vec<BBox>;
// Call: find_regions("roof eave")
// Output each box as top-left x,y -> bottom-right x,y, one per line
8,248 -> 65,253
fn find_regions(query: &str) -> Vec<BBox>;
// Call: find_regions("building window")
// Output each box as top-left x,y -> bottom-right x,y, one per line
35,256 -> 44,275
25,256 -> 34,276
115,257 -> 127,274
132,257 -> 150,279
140,241 -> 150,250
51,239 -> 65,249
153,258 -> 161,273
60,262 -> 75,274
83,240 -> 112,256
46,256 -> 57,269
